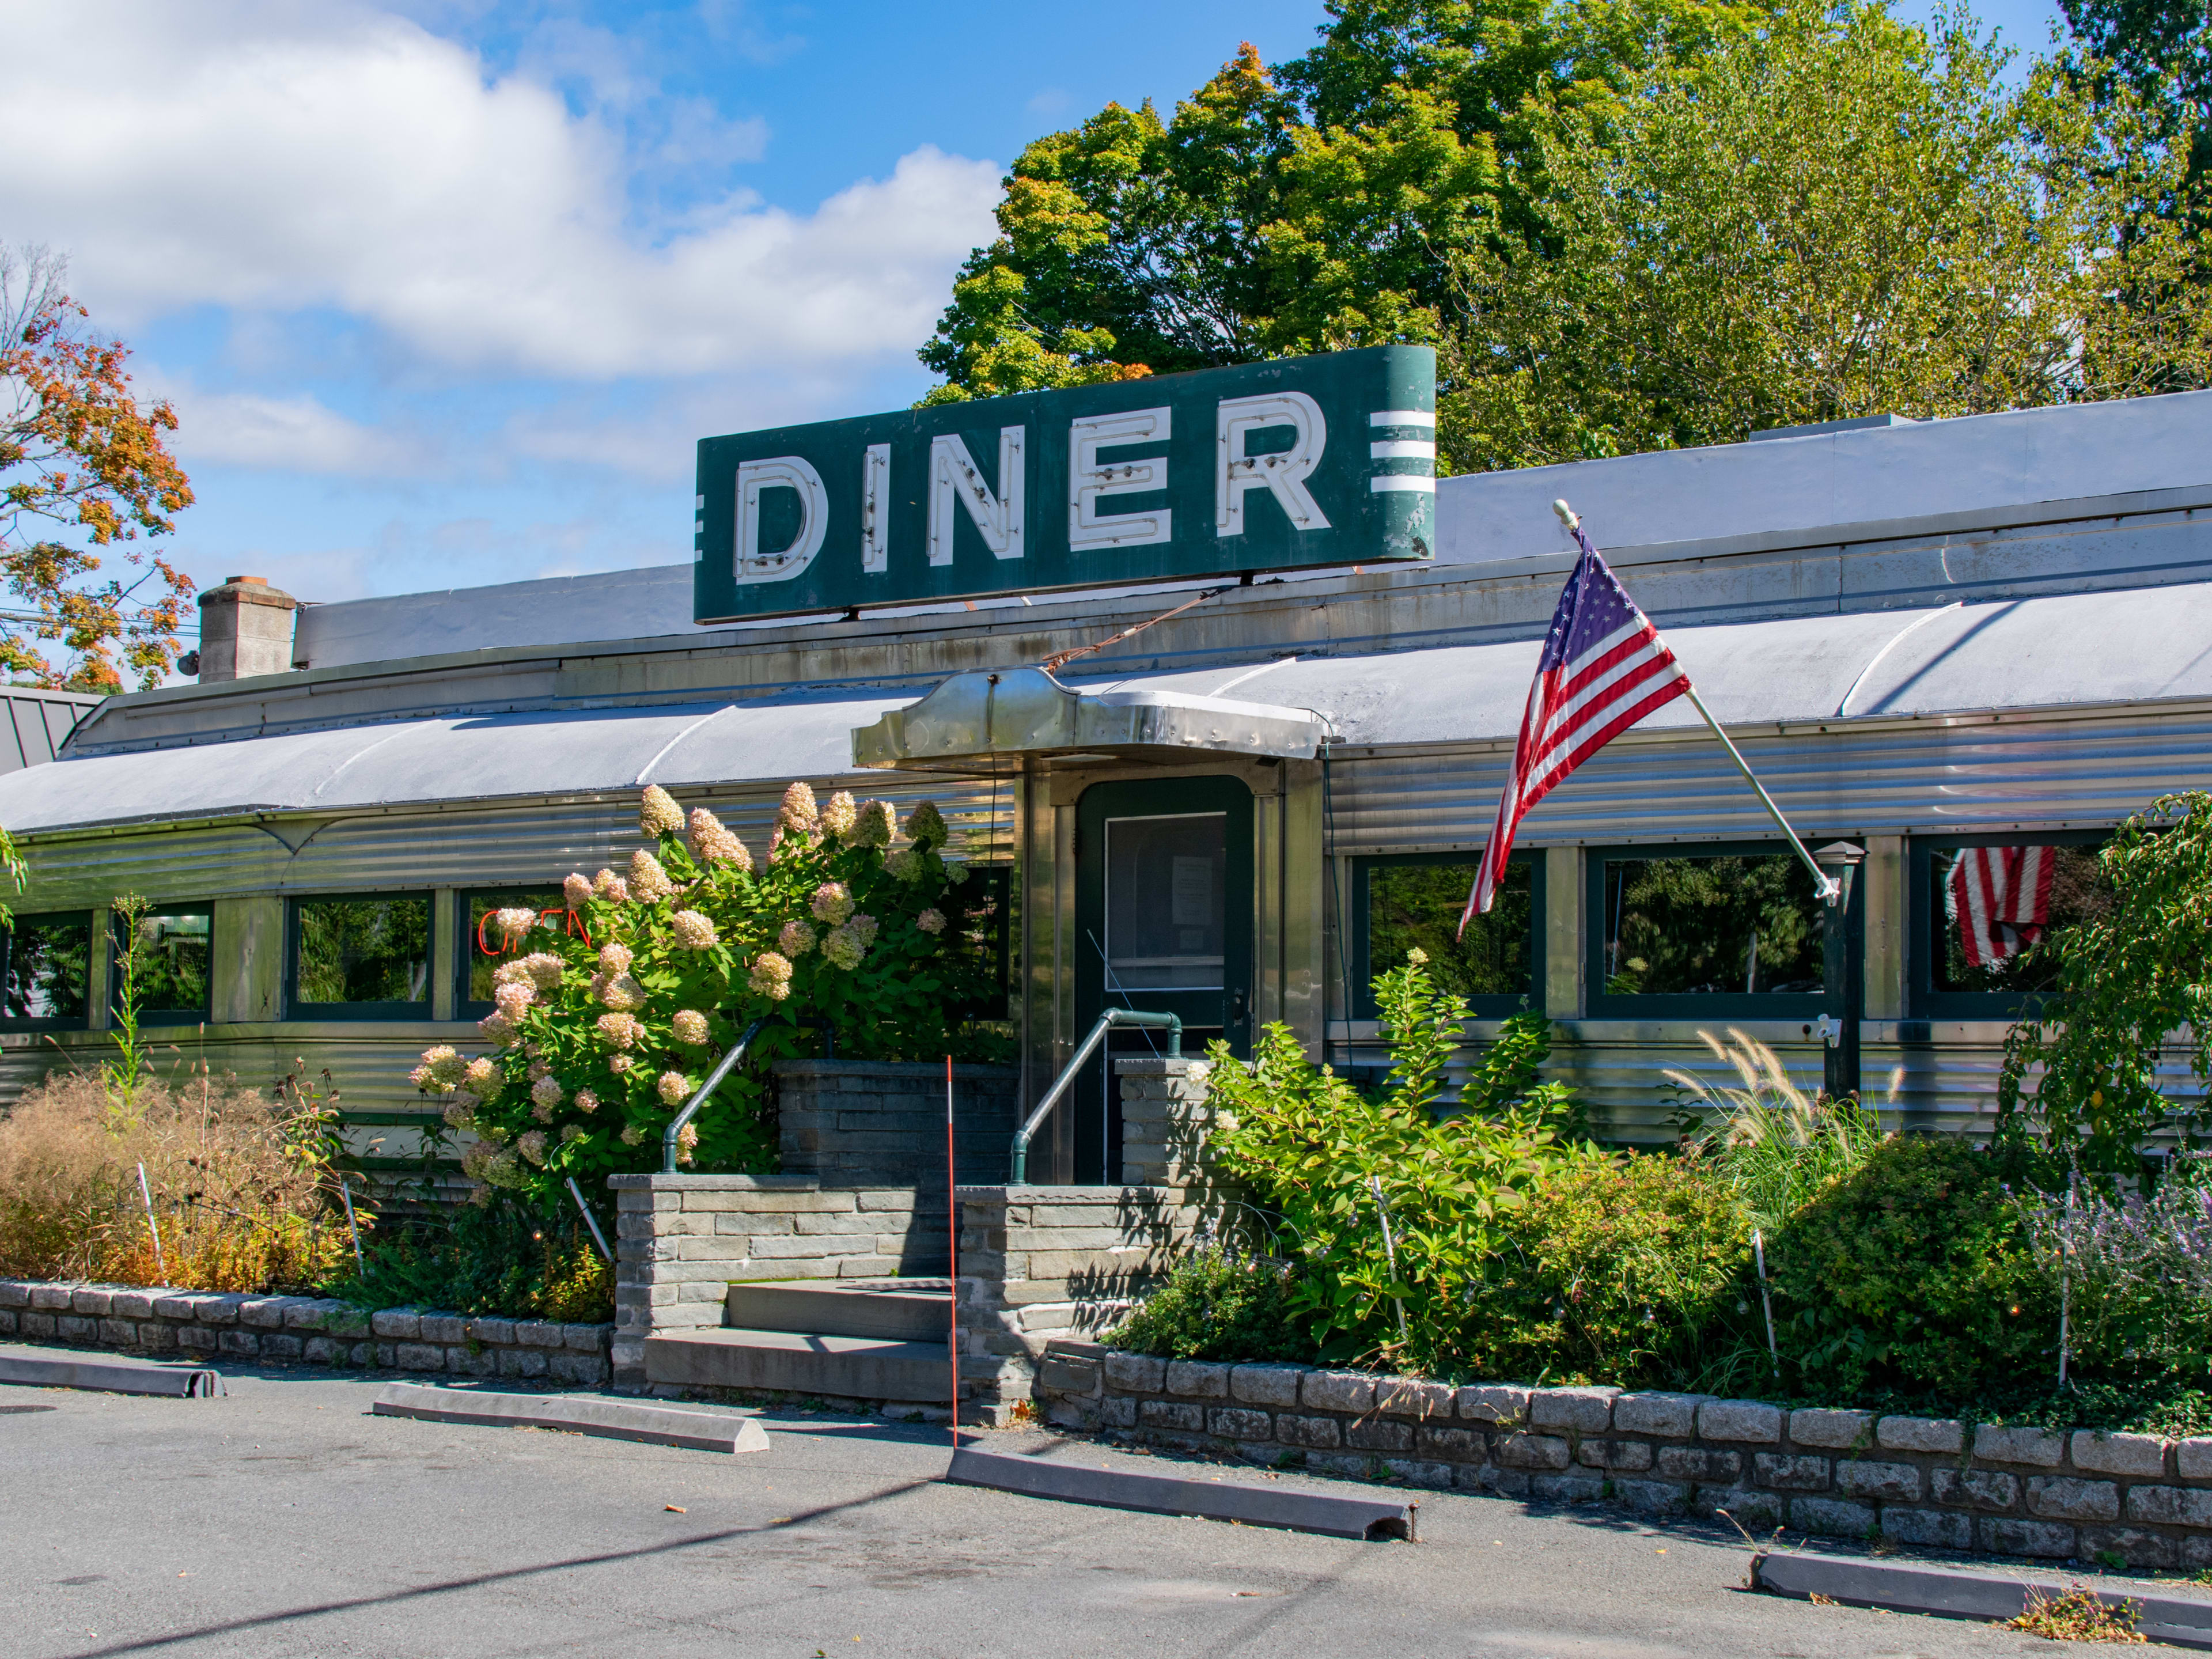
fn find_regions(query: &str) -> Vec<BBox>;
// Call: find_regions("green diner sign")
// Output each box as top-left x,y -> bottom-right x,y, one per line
692,345 -> 1435,623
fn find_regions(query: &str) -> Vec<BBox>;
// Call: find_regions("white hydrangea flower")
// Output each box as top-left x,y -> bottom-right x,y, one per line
597,1012 -> 641,1048
851,799 -> 896,849
517,1130 -> 548,1166
903,800 -> 947,847
531,1075 -> 563,1108
620,1124 -> 645,1146
564,872 -> 593,908
639,783 -> 684,837
811,881 -> 854,925
657,1070 -> 691,1104
599,973 -> 646,1013
688,806 -> 751,869
520,952 -> 564,991
821,923 -> 865,970
749,951 -> 793,1000
593,868 -> 629,903
629,849 -> 675,903
676,1122 -> 699,1165
916,908 -> 947,935
778,780 -> 820,834
598,941 -> 633,976
884,847 -> 923,882
671,909 -> 718,949
820,790 -> 858,840
778,918 -> 816,956
672,1009 -> 710,1045
493,981 -> 535,1019
491,907 -> 540,946
574,1089 -> 599,1113
608,1054 -> 634,1075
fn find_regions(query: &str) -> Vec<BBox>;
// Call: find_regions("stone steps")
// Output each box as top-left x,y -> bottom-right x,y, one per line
723,1278 -> 951,1344
643,1327 -> 952,1402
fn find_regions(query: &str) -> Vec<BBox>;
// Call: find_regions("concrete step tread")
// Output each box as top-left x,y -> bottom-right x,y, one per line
724,1280 -> 952,1343
661,1327 -> 952,1359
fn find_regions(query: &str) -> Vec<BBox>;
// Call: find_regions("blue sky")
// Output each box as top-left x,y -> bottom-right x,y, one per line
2,0 -> 2065,616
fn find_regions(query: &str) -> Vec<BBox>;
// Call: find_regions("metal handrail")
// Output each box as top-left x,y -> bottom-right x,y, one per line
1009,1008 -> 1180,1184
663,1016 -> 771,1174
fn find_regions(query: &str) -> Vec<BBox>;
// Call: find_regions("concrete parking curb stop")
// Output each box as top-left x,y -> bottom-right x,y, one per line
0,1345 -> 223,1397
945,1445 -> 1418,1540
1752,1548 -> 2212,1649
371,1382 -> 770,1453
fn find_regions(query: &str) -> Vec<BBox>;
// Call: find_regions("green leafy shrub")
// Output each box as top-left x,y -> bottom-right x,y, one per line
1208,950 -> 1584,1372
1999,791 -> 2212,1172
1105,1248 -> 1312,1362
1469,1153 -> 1754,1388
331,1202 -> 612,1323
1765,1135 -> 2055,1397
414,783 -> 1006,1209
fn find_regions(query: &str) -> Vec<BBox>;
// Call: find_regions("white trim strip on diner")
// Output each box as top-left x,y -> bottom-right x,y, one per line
1369,410 -> 1436,428
1369,440 -> 1435,461
1369,475 -> 1437,493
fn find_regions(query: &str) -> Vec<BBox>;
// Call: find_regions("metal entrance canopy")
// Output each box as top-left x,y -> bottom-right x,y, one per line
849,666 -> 1326,774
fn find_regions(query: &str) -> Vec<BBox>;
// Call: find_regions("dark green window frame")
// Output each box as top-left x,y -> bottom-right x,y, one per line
1350,851 -> 1544,1018
286,892 -> 433,1022
1585,840 -> 1840,1020
109,902 -> 214,1027
1908,828 -> 2109,1021
0,910 -> 93,1032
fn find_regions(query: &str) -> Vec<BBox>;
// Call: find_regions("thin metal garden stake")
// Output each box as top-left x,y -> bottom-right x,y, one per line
136,1161 -> 165,1281
946,1055 -> 960,1446
336,1173 -> 366,1277
1752,1229 -> 1780,1378
1368,1176 -> 1411,1345
2059,1172 -> 2077,1387
565,1176 -> 612,1264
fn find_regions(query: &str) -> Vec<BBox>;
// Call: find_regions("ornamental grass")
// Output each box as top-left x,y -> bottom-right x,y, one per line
0,1067 -> 351,1292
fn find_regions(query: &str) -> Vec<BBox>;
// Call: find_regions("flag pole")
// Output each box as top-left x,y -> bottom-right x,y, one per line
1553,499 -> 1840,905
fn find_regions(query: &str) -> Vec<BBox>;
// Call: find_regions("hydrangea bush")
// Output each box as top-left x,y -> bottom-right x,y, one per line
414,782 -> 1003,1206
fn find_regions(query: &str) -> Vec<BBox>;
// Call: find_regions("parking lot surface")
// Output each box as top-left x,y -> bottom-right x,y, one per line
0,1357 -> 2134,1657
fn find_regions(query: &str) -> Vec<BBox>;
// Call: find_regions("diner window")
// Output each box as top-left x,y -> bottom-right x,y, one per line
1910,831 -> 2110,1018
2,911 -> 92,1029
950,865 -> 1014,1021
1588,843 -> 1830,1016
111,904 -> 213,1024
458,887 -> 570,1017
1353,853 -> 1543,1016
289,895 -> 431,1019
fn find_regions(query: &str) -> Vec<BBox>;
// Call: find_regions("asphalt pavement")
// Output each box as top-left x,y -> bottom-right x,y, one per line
0,1353 -> 2148,1658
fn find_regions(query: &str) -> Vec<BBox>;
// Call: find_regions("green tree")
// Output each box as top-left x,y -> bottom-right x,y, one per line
1445,2 -> 2212,471
1,245 -> 195,691
918,0 -> 1756,403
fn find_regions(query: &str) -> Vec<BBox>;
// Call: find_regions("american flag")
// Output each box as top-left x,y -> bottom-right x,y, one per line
1460,521 -> 1691,929
1948,846 -> 2054,967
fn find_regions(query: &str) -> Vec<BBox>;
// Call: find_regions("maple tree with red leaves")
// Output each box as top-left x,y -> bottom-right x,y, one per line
1,245 -> 194,692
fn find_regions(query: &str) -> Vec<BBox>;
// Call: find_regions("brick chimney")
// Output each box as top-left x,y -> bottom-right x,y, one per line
194,575 -> 300,682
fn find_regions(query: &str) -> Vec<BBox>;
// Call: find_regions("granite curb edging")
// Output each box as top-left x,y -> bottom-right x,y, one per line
0,1279 -> 611,1384
1036,1340 -> 2212,1570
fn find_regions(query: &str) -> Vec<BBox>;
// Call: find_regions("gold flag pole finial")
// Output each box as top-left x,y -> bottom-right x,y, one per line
1552,499 -> 1581,532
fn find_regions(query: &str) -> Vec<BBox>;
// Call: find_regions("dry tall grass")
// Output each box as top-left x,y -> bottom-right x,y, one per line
0,1068 -> 351,1290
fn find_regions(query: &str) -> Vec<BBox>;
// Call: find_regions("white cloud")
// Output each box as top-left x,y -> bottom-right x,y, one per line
166,386 -> 439,478
0,1 -> 998,381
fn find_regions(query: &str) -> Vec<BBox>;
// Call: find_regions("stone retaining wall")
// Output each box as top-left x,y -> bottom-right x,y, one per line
1036,1344 -> 2212,1570
0,1279 -> 610,1383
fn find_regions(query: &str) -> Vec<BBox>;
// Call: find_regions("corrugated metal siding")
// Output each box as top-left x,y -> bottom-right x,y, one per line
1327,706 -> 2212,853
15,775 -> 1016,911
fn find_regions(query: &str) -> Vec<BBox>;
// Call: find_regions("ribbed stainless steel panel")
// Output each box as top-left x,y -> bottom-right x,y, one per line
1325,707 -> 2212,854
16,776 -> 1014,911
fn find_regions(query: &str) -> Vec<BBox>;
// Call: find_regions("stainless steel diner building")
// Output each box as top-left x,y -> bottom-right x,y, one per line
3,386 -> 2210,1178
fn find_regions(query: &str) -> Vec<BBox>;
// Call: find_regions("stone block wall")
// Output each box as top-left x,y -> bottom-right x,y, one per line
609,1173 -> 950,1388
775,1060 -> 1018,1185
950,1184 -> 1221,1425
1036,1346 -> 2212,1569
1116,1055 -> 1227,1188
0,1280 -> 609,1383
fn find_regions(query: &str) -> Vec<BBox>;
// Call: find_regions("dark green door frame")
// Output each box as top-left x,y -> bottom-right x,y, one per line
1070,775 -> 1255,1184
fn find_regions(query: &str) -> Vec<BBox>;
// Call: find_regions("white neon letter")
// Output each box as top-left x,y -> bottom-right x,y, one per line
1067,406 -> 1172,551
927,427 -> 1026,566
860,442 -> 891,574
733,456 -> 827,584
1215,392 -> 1330,537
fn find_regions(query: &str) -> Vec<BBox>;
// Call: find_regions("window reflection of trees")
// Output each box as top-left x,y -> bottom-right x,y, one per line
296,899 -> 430,1005
5,915 -> 89,1021
127,910 -> 211,1016
1368,861 -> 1533,1004
1604,854 -> 1822,996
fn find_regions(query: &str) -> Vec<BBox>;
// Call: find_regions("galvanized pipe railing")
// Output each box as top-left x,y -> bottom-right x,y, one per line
1009,1008 -> 1181,1184
663,1016 -> 770,1175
